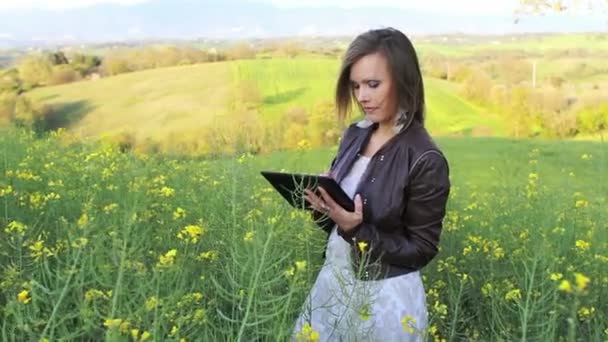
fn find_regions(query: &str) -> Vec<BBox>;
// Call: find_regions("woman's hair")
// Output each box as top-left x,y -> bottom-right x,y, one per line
336,27 -> 425,129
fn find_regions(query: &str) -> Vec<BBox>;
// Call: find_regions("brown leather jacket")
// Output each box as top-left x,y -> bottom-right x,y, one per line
314,118 -> 450,280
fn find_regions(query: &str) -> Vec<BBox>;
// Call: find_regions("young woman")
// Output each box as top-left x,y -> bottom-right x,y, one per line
293,27 -> 451,341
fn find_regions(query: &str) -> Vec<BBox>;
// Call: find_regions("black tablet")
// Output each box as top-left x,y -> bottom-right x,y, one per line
260,171 -> 354,212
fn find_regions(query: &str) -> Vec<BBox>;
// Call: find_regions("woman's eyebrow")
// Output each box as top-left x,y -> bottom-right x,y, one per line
350,78 -> 380,83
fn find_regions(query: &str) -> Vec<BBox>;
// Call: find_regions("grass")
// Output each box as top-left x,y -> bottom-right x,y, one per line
29,62 -> 234,141
0,127 -> 606,340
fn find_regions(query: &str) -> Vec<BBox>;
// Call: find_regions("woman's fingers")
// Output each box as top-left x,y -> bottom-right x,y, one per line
317,187 -> 339,213
304,189 -> 328,213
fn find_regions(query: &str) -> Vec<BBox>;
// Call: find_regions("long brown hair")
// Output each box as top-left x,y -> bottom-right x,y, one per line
336,27 -> 425,129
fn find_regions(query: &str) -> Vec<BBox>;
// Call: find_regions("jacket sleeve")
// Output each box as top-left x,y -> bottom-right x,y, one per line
311,154 -> 338,233
311,126 -> 354,233
338,150 -> 450,270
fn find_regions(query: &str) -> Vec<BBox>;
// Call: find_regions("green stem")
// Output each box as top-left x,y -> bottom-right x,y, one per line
236,229 -> 273,341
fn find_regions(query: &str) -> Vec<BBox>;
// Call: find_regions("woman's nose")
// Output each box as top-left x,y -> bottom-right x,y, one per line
356,87 -> 370,103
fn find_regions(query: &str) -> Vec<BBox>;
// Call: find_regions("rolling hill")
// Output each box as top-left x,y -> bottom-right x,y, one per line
28,57 -> 506,142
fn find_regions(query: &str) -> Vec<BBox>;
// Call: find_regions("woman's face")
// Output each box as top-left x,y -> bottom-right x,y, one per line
349,51 -> 399,126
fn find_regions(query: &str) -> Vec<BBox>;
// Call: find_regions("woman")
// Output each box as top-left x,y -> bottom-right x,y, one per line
293,27 -> 451,341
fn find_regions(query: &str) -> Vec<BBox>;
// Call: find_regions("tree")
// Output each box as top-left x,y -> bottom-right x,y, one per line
226,42 -> 256,60
577,104 -> 608,134
0,69 -> 23,93
462,69 -> 493,104
48,51 -> 69,65
70,53 -> 101,76
307,101 -> 340,147
0,91 -> 17,124
50,64 -> 81,85
101,54 -> 132,76
17,55 -> 53,88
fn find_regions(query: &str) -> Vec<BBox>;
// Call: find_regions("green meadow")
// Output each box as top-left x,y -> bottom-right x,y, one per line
0,127 -> 607,341
28,57 -> 507,145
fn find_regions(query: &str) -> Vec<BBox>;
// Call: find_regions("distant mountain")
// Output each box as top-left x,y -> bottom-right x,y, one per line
0,0 -> 605,47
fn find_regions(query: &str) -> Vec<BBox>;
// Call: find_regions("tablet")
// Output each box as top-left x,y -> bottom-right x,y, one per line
260,171 -> 354,212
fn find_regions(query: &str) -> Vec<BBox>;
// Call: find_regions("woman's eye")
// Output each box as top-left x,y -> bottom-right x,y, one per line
368,81 -> 379,88
351,83 -> 360,90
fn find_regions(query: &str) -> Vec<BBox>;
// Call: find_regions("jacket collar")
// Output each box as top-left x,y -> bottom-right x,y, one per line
355,118 -> 410,135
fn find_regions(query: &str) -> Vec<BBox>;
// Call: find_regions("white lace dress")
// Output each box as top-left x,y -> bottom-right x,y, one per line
292,155 -> 428,342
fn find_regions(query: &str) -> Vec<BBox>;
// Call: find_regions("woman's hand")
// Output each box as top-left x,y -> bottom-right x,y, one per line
304,187 -> 363,233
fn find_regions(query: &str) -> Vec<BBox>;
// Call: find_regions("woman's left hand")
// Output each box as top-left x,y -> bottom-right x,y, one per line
304,187 -> 363,232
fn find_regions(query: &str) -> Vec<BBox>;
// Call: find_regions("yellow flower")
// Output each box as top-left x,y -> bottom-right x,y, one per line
297,139 -> 311,151
481,283 -> 493,297
295,260 -> 307,272
284,267 -> 295,278
493,247 -> 505,260
173,207 -> 187,220
577,306 -> 595,321
550,273 -> 563,281
581,153 -> 592,160
0,184 -> 13,197
433,301 -> 448,318
358,304 -> 371,321
157,249 -> 178,267
103,203 -> 119,214
145,296 -> 159,311
505,289 -> 521,301
519,230 -> 529,240
28,239 -> 54,260
243,231 -> 254,242
198,250 -> 218,262
119,321 -> 131,334
103,318 -> 122,329
84,289 -> 108,301
462,245 -> 472,256
193,308 -> 206,323
17,289 -> 31,304
5,220 -> 27,235
141,331 -> 151,341
558,280 -> 572,293
159,186 -> 175,197
77,213 -> 89,227
575,200 -> 589,208
71,237 -> 89,249
575,240 -> 590,251
177,224 -> 206,243
574,272 -> 590,291
296,322 -> 320,342
400,314 -> 417,334
357,241 -> 368,253
131,329 -> 140,339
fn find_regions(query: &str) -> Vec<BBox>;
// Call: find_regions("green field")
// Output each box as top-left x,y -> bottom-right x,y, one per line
28,57 -> 506,144
0,128 -> 606,340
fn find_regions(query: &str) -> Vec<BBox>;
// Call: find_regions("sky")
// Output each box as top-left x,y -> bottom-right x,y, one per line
0,0 -> 519,14
0,0 -> 605,45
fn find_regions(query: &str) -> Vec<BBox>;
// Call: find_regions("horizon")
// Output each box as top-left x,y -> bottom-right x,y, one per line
0,0 -> 606,48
